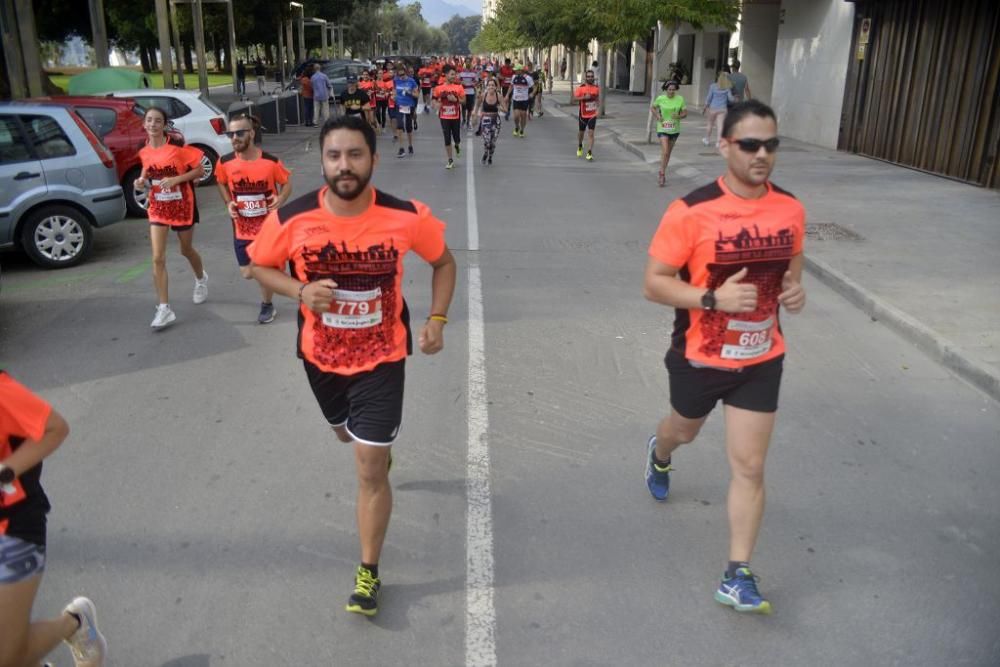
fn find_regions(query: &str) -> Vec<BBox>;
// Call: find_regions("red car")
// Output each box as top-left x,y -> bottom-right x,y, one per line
28,96 -> 186,216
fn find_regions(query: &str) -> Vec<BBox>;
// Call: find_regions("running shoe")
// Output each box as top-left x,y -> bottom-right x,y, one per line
482,153 -> 487,165
702,137 -> 711,146
576,146 -> 583,158
586,151 -> 593,161
193,270 -> 208,304
408,146 -> 414,155
645,435 -> 672,501
455,144 -> 461,157
513,128 -> 519,137
715,567 -> 772,614
446,159 -> 454,170
487,156 -> 492,165
397,147 -> 405,158
151,304 -> 176,329
258,302 -> 276,324
63,596 -> 107,666
346,565 -> 381,616
658,171 -> 666,187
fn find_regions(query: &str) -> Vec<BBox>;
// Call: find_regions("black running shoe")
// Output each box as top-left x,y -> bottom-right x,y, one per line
346,566 -> 381,616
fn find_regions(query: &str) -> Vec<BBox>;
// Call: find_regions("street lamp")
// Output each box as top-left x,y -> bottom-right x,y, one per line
290,2 -> 305,63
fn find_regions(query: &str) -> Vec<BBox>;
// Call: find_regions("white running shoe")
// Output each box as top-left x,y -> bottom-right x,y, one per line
63,596 -> 107,666
702,137 -> 711,146
193,270 -> 208,304
151,304 -> 176,329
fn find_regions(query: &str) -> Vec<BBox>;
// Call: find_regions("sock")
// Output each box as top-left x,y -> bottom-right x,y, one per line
726,561 -> 750,579
67,611 -> 82,630
651,449 -> 671,468
361,562 -> 379,579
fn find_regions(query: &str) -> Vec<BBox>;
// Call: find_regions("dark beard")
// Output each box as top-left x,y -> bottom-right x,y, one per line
324,168 -> 372,201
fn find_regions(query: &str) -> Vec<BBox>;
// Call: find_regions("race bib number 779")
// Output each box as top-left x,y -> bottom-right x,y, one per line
321,287 -> 383,329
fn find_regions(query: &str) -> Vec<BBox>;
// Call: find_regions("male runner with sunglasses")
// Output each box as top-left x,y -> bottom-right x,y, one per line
215,115 -> 292,323
642,100 -> 806,615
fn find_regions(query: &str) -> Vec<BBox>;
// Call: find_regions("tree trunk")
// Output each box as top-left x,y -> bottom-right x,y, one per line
183,41 -> 194,72
567,49 -> 575,104
139,46 -> 151,73
222,39 -> 231,72
598,43 -> 608,117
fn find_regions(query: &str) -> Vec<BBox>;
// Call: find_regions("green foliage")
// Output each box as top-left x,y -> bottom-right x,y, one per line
441,15 -> 481,54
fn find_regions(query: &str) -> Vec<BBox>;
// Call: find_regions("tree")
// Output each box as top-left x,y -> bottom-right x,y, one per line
441,14 -> 480,55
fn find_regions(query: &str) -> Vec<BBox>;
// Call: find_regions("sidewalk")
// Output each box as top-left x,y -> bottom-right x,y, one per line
544,80 -> 1000,401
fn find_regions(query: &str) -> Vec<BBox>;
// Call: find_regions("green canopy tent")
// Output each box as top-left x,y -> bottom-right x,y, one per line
67,68 -> 152,95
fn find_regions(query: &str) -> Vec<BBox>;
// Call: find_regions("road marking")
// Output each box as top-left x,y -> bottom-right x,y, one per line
464,140 -> 497,667
115,259 -> 151,283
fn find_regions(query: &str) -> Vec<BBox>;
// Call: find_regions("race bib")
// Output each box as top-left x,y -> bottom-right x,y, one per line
442,104 -> 458,117
152,179 -> 182,202
465,87 -> 476,95
0,478 -> 25,506
661,119 -> 677,132
321,287 -> 383,329
720,317 -> 774,360
398,105 -> 411,114
584,100 -> 598,113
236,193 -> 268,218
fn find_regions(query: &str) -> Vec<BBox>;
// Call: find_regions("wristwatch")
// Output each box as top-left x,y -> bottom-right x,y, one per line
0,464 -> 14,486
700,289 -> 717,311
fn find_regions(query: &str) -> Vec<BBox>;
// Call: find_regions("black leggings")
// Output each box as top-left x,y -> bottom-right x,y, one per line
376,101 -> 388,127
441,118 -> 461,146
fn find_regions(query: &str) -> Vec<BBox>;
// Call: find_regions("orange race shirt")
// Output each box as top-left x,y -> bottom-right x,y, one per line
500,65 -> 514,87
433,83 -> 465,120
215,152 -> 291,240
0,372 -> 53,545
375,79 -> 393,102
248,188 -> 447,376
358,79 -> 377,108
648,178 -> 805,369
138,143 -> 204,227
574,84 -> 600,119
419,67 -> 435,88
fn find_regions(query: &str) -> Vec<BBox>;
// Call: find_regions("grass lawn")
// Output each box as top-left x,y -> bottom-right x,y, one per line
47,70 -> 233,93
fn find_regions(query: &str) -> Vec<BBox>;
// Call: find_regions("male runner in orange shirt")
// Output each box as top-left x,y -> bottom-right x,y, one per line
574,70 -> 600,160
643,100 -> 806,614
215,114 -> 292,323
249,115 -> 456,617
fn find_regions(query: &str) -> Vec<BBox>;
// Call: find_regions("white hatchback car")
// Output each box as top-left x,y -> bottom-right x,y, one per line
110,89 -> 231,185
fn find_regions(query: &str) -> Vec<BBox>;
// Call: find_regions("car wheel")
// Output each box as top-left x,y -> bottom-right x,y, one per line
194,145 -> 218,185
20,205 -> 94,269
124,166 -> 149,217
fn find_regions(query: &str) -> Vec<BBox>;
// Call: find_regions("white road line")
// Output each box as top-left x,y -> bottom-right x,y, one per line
465,141 -> 496,666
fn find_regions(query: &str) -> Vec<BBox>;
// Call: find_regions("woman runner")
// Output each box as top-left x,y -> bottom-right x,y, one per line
134,107 -> 208,328
475,77 -> 507,165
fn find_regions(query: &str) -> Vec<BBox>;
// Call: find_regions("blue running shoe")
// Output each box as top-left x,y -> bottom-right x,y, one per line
714,567 -> 772,614
645,435 -> 672,501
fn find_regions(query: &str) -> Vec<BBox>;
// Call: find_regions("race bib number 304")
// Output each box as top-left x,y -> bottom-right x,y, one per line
236,193 -> 268,218
321,287 -> 383,329
720,317 -> 774,360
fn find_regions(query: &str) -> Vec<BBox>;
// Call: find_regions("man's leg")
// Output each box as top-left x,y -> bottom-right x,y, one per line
653,410 -> 707,462
586,127 -> 596,153
723,405 -> 775,563
0,574 -> 82,667
354,442 -> 393,567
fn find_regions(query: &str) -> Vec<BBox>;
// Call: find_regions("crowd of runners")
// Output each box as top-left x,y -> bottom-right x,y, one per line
2,45 -> 805,664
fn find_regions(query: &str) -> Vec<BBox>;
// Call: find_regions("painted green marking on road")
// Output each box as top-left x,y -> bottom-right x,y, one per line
115,259 -> 151,284
3,270 -> 106,292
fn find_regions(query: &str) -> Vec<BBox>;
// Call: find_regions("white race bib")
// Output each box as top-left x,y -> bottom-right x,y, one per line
720,317 -> 774,360
398,105 -> 411,114
236,193 -> 268,218
152,179 -> 182,202
661,119 -> 677,132
321,287 -> 383,329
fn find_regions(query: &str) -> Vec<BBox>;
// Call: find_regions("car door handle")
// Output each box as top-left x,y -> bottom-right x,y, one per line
14,171 -> 41,180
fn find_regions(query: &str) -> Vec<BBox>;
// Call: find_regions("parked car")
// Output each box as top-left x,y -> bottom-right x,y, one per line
28,95 -> 185,217
319,60 -> 374,103
108,89 -> 230,185
0,102 -> 126,268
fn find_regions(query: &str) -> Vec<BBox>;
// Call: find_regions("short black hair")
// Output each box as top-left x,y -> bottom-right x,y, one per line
722,99 -> 776,138
443,65 -> 455,74
319,114 -> 377,156
731,59 -> 741,71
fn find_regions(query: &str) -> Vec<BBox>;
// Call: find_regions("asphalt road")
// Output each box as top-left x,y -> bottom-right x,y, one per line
1,110 -> 998,667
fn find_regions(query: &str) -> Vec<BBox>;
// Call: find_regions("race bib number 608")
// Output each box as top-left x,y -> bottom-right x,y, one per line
720,317 -> 774,360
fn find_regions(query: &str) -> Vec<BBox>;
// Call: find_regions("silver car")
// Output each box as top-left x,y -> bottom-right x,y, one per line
0,102 -> 126,268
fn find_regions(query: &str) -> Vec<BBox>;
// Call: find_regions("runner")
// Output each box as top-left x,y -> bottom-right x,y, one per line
418,60 -> 435,114
299,69 -> 314,127
374,70 -> 393,134
340,75 -> 373,128
499,58 -> 514,120
507,65 -> 533,137
215,114 -> 292,324
0,369 -> 108,667
531,63 -> 544,117
406,65 -> 420,131
134,106 -> 208,329
248,114 -> 457,617
358,70 -> 378,131
651,79 -> 687,186
458,62 -> 479,130
574,69 -> 600,160
475,77 -> 506,165
642,100 -> 805,615
433,66 -> 466,170
393,65 -> 419,158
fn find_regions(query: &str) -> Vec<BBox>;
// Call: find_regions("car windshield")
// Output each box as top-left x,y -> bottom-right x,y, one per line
198,94 -> 225,115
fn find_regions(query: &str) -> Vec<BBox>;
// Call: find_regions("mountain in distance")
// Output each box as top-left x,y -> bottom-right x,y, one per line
401,0 -> 478,27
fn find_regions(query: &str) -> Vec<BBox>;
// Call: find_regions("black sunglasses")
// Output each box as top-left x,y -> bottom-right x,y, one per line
224,129 -> 251,138
732,137 -> 780,153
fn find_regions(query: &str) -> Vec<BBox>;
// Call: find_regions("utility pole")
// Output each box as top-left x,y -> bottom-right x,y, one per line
0,0 -> 27,98
191,0 -> 209,94
154,0 -> 174,89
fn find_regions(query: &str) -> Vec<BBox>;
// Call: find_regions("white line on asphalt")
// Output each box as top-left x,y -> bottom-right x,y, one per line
465,141 -> 497,666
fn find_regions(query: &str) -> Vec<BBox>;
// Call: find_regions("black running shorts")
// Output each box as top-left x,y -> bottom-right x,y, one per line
578,116 -> 597,132
665,348 -> 784,419
304,359 -> 405,445
441,118 -> 462,146
512,99 -> 530,111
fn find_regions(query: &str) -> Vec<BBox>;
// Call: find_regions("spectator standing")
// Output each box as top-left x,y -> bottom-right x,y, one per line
236,60 -> 246,96
311,63 -> 332,126
702,72 -> 733,147
729,59 -> 752,104
300,70 -> 314,127
255,59 -> 266,95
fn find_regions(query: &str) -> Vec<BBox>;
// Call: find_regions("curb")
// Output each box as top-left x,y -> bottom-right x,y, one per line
568,98 -> 1000,402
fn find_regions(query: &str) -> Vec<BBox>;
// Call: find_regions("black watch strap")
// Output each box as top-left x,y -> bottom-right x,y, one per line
701,289 -> 716,311
0,465 -> 14,486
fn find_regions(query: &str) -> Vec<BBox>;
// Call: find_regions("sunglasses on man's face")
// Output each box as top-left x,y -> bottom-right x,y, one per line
731,137 -> 780,153
225,129 -> 251,138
